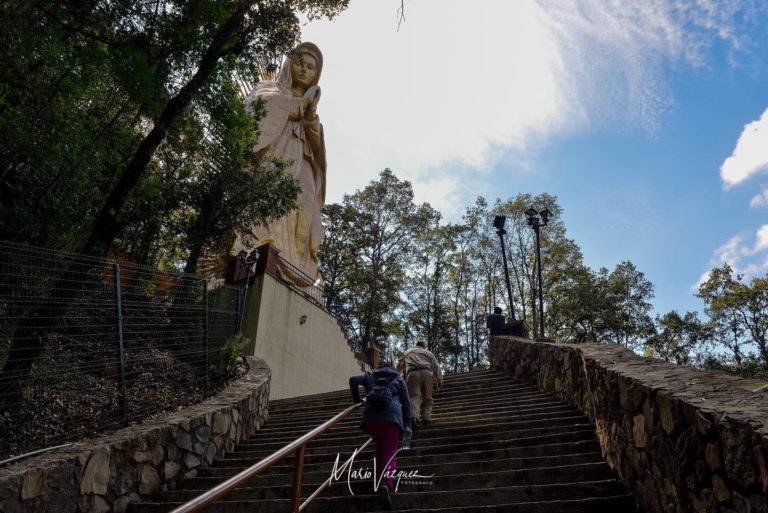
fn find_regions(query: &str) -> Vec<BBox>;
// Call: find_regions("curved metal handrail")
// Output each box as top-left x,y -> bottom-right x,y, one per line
170,401 -> 368,513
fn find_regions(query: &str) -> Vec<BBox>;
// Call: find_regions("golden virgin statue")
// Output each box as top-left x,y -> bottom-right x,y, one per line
235,42 -> 326,286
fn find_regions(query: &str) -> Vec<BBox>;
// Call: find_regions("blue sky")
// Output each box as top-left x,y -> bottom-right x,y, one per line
301,0 -> 768,316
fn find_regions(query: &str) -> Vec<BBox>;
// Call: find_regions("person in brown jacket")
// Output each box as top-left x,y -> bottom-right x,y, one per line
398,340 -> 443,428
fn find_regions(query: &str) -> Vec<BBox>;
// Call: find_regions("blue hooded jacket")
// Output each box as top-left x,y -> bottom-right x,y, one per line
349,366 -> 412,439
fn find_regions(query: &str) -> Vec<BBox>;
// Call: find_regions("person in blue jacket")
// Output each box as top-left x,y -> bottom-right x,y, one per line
349,360 -> 412,508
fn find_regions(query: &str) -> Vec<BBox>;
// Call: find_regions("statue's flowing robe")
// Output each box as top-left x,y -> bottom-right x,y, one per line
235,44 -> 326,285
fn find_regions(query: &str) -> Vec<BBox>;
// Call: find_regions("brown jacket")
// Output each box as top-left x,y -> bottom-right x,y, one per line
399,346 -> 443,386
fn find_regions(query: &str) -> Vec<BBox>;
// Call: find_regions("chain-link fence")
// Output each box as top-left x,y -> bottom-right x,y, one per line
0,241 -> 242,460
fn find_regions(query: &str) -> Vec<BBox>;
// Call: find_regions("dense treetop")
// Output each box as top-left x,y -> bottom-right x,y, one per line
320,170 -> 768,379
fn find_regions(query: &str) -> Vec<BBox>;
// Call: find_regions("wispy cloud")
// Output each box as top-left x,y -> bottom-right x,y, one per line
749,185 -> 768,208
695,224 -> 768,289
754,225 -> 768,254
720,108 -> 768,189
410,175 -> 461,215
301,1 -> 761,211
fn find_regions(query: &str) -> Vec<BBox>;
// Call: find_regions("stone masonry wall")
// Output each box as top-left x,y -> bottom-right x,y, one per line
489,336 -> 768,513
0,357 -> 271,513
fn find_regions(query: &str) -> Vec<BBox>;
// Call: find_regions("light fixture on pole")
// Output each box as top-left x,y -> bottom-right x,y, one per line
492,215 -> 517,321
524,207 -> 551,339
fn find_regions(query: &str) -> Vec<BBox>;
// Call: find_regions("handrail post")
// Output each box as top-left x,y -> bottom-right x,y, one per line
114,262 -> 128,423
290,445 -> 306,512
203,279 -> 210,393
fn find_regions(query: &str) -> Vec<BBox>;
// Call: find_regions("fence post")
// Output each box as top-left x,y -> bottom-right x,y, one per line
203,279 -> 210,393
114,262 -> 128,423
235,287 -> 243,335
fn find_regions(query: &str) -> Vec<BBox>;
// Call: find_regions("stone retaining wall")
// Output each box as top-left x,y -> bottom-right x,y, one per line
0,357 -> 271,513
489,336 -> 768,513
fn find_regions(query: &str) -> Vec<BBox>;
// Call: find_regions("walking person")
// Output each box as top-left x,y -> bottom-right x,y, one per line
349,360 -> 411,509
399,340 -> 443,429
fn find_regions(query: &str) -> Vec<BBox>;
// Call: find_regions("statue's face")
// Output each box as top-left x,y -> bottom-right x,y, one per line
291,53 -> 318,91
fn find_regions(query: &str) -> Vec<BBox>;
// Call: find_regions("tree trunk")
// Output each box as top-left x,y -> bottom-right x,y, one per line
82,3 -> 249,257
1,4 -> 250,411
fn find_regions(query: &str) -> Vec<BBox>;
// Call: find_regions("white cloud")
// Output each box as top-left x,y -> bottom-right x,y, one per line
410,175 -> 461,215
298,1 -> 758,209
695,224 -> 768,289
755,225 -> 768,253
750,185 -> 768,208
720,108 -> 768,189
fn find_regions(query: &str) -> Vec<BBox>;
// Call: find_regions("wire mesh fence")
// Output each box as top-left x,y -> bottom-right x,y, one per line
0,241 -> 242,461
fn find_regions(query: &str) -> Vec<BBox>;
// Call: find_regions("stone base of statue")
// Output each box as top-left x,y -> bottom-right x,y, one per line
228,244 -> 365,400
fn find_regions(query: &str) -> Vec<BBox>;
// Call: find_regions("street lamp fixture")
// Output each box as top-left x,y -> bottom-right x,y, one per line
492,215 -> 517,321
525,207 -> 550,339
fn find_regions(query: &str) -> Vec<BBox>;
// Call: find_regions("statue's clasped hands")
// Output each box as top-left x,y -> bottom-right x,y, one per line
303,85 -> 321,119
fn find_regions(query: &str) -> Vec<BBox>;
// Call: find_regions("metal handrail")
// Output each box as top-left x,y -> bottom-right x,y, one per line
170,401 -> 366,513
324,291 -> 373,371
265,253 -> 373,372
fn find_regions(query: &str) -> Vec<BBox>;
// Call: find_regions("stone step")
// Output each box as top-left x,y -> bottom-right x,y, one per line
301,479 -> 631,512
269,386 -> 554,421
179,451 -> 605,490
128,369 -> 637,513
260,397 -> 570,432
330,495 -> 637,513
226,418 -> 593,460
159,461 -> 617,502
209,430 -> 599,473
267,392 -> 556,424
239,409 -> 585,449
267,379 -> 514,413
130,479 -> 628,513
253,408 -> 574,441
197,440 -> 604,478
266,370 -> 504,410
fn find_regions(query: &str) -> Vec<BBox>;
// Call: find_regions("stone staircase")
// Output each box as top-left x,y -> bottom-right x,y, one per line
129,369 -> 638,512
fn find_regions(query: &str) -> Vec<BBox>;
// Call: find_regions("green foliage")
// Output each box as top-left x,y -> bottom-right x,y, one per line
320,173 -> 660,372
697,264 -> 768,367
319,175 -> 768,378
320,169 -> 437,349
645,310 -> 707,365
215,335 -> 250,378
0,0 -> 349,266
703,355 -> 768,380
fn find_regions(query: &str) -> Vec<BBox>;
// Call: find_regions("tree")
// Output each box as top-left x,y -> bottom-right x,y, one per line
645,310 -> 707,365
548,261 -> 655,347
697,264 -> 768,367
602,261 -> 656,349
318,169 -> 437,349
492,194 -> 585,338
321,171 -> 660,370
0,0 -> 350,257
0,0 -> 351,412
319,203 -> 372,299
80,0 -> 350,257
405,221 -> 460,364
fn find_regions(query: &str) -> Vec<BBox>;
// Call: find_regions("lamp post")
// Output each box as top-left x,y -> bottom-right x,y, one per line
492,215 -> 517,321
524,207 -> 550,339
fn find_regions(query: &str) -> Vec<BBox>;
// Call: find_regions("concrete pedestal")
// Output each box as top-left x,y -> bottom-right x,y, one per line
240,267 -> 364,400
